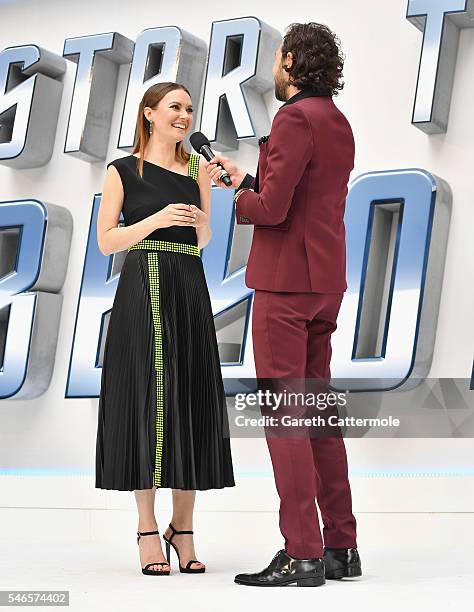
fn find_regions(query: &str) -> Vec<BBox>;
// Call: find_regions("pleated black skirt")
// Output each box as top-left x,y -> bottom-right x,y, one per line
95,239 -> 235,491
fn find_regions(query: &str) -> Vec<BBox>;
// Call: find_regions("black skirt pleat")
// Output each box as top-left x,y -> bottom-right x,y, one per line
95,248 -> 235,491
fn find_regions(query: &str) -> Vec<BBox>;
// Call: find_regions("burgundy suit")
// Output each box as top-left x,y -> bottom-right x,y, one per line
235,89 -> 357,559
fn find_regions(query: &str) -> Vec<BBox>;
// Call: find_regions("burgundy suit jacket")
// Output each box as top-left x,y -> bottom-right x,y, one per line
235,89 -> 355,293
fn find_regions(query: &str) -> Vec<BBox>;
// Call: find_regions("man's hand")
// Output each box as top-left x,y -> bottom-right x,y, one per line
205,155 -> 246,189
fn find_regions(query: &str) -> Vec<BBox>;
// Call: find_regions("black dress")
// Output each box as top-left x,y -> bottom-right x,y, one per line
95,153 -> 235,491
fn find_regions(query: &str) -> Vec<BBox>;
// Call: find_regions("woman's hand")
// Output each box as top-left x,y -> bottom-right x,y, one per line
192,204 -> 212,249
205,155 -> 246,188
189,205 -> 208,228
153,203 -> 197,229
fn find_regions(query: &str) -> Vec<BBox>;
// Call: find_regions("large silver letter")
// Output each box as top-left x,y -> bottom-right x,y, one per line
63,33 -> 134,162
0,200 -> 72,398
118,27 -> 207,150
200,17 -> 281,150
0,46 -> 66,168
407,0 -> 474,133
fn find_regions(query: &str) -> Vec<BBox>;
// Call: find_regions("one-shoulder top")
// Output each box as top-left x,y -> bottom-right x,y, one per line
106,153 -> 201,246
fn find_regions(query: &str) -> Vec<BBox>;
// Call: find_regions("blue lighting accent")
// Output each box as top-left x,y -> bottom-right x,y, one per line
0,468 -> 96,477
233,469 -> 474,478
1,468 -> 474,478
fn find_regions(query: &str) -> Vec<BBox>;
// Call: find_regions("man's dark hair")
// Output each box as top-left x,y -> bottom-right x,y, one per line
281,22 -> 345,96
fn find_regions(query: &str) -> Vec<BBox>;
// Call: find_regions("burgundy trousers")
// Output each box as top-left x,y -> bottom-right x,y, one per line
252,289 -> 357,559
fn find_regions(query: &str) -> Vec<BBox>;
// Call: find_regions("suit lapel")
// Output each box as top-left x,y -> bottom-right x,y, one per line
253,135 -> 271,192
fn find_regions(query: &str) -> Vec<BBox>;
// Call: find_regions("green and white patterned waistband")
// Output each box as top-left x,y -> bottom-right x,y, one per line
127,239 -> 200,256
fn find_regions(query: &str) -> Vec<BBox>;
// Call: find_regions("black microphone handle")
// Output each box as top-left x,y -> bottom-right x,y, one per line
200,144 -> 233,187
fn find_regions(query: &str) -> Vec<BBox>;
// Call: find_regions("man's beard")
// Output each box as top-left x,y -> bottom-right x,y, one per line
274,74 -> 287,102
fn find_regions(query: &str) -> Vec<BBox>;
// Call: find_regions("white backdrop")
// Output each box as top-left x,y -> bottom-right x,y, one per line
0,0 -> 473,515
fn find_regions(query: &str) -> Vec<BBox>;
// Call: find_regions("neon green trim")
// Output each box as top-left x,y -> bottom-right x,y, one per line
128,239 -> 200,256
147,252 -> 164,487
187,152 -> 200,181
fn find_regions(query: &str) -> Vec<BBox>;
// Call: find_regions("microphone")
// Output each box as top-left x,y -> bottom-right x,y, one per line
189,132 -> 233,187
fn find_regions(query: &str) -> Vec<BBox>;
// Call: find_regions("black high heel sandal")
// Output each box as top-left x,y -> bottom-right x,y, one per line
163,523 -> 206,574
137,530 -> 171,576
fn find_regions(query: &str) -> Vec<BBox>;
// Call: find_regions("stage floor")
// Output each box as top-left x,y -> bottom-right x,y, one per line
0,509 -> 472,611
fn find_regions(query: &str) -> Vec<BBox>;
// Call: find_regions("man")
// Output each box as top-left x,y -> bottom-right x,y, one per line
205,22 -> 361,587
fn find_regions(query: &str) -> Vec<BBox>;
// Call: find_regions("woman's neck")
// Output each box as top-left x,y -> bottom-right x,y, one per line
143,138 -> 177,166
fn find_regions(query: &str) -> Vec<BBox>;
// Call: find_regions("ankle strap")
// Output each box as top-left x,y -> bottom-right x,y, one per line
169,523 -> 193,541
137,530 -> 160,536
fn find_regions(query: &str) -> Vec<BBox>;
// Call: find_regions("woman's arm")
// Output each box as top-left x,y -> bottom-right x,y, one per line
97,165 -> 195,256
97,166 -> 155,255
194,157 -> 212,250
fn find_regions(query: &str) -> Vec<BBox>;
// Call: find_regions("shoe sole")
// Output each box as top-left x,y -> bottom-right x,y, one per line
325,565 -> 362,580
234,575 -> 326,587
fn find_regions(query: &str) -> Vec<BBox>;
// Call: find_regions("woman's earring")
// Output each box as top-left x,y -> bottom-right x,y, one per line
149,120 -> 153,135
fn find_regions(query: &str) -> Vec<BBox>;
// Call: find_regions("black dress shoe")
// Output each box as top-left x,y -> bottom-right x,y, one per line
323,547 -> 362,579
234,549 -> 325,587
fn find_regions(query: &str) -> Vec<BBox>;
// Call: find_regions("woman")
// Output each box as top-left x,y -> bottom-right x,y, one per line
95,82 -> 235,576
